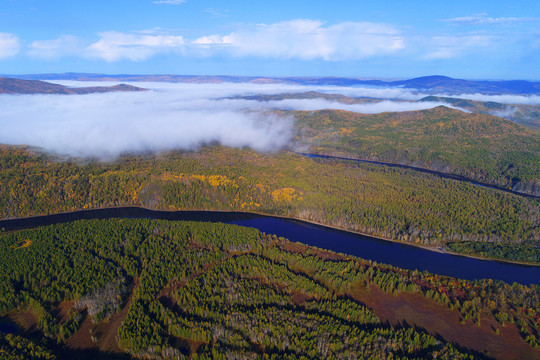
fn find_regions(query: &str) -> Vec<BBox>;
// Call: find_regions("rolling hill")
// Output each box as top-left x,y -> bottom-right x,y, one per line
419,95 -> 540,128
0,77 -> 146,95
292,106 -> 540,195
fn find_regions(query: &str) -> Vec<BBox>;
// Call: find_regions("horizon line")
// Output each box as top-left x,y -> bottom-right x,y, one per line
2,73 -> 540,82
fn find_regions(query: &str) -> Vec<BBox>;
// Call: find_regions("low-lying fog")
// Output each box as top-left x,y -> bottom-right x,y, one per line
2,81 -> 536,159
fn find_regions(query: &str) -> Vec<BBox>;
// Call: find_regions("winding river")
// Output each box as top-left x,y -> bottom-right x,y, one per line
297,152 -> 539,199
1,207 -> 538,286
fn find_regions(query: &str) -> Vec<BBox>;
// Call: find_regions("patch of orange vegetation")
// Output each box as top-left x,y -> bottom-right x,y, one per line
339,127 -> 353,135
240,201 -> 261,209
10,239 -> 31,249
271,187 -> 301,203
191,174 -> 207,182
162,173 -> 239,188
161,173 -> 185,181
207,175 -> 236,187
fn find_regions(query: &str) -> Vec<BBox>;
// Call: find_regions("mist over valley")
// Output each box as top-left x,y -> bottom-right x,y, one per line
2,78 -> 539,159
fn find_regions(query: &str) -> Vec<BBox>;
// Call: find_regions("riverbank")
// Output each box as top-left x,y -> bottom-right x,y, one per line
1,205 -> 538,269
245,209 -> 540,267
296,151 -> 540,199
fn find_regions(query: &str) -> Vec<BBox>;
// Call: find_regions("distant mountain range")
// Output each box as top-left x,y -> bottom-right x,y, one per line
3,73 -> 540,95
0,77 -> 146,95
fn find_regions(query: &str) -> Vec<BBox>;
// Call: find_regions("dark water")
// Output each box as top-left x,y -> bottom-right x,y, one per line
0,319 -> 18,334
1,207 -> 538,285
297,152 -> 539,199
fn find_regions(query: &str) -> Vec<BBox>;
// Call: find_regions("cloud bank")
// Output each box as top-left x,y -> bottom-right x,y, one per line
0,86 -> 291,159
26,20 -> 405,62
443,93 -> 540,105
193,20 -> 405,60
0,82 -> 460,159
21,17 -> 537,64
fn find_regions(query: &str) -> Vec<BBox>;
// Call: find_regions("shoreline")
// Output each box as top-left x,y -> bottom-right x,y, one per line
1,205 -> 538,268
295,151 -> 540,199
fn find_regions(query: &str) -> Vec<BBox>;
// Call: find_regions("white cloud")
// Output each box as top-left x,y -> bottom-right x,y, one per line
192,35 -> 232,45
0,81 -> 460,159
0,33 -> 20,59
28,35 -> 82,59
424,35 -> 491,59
442,93 -> 540,105
87,32 -> 185,61
16,20 -> 404,62
192,19 -> 405,60
205,8 -> 229,17
444,14 -> 540,25
50,80 -> 425,100
153,0 -> 186,4
257,99 -> 461,113
0,82 -> 292,159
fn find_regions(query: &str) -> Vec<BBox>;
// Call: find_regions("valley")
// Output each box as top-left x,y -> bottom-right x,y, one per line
0,75 -> 539,360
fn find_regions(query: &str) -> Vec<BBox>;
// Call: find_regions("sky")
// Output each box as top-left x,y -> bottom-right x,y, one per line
1,0 -> 539,79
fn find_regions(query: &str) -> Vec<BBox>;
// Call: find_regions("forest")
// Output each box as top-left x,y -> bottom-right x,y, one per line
292,106 -> 540,195
0,145 -> 538,264
1,219 -> 538,359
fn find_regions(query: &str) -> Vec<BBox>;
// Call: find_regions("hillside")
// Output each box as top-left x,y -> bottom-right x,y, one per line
420,96 -> 540,128
0,219 -> 538,359
0,145 -> 538,263
0,77 -> 145,95
293,106 -> 540,195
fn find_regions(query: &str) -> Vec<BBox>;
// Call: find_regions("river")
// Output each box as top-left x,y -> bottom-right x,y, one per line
0,207 -> 538,285
297,152 -> 539,199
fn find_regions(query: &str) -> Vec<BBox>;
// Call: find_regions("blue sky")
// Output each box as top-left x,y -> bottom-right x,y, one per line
1,0 -> 539,79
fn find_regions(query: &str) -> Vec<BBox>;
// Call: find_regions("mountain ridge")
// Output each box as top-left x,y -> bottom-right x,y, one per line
0,77 -> 146,95
3,73 -> 540,94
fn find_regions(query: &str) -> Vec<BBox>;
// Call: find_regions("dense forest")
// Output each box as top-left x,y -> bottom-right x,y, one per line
1,219 -> 538,359
292,106 -> 540,195
0,145 -> 538,264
